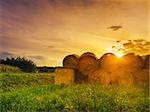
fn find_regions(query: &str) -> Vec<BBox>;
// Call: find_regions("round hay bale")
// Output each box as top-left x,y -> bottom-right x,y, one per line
111,69 -> 134,85
98,53 -> 118,71
81,52 -> 96,58
121,53 -> 143,70
133,69 -> 149,85
88,69 -> 111,84
143,55 -> 150,69
63,54 -> 79,69
78,54 -> 99,77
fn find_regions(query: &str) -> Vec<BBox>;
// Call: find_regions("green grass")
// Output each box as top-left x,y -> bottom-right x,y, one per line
0,72 -> 149,112
0,72 -> 54,92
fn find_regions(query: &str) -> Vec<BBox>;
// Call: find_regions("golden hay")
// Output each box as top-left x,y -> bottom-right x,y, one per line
143,55 -> 150,69
98,53 -> 118,71
54,67 -> 75,85
81,52 -> 96,57
88,69 -> 111,84
111,69 -> 134,85
63,54 -> 79,69
74,70 -> 88,83
120,53 -> 144,70
89,68 -> 134,85
133,69 -> 149,85
78,54 -> 99,77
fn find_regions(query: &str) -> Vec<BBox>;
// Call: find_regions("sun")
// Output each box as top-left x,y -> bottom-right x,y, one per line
107,47 -> 124,58
113,52 -> 124,58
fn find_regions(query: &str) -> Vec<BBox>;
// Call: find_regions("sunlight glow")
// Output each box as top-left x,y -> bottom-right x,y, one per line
113,52 -> 124,58
107,48 -> 124,58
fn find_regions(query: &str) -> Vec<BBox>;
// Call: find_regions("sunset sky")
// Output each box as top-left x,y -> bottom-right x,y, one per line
0,0 -> 149,66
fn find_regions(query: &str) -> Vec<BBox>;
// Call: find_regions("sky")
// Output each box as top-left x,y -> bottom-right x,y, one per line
0,0 -> 149,66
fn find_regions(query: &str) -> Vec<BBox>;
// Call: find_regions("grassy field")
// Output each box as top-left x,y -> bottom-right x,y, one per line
0,72 -> 149,112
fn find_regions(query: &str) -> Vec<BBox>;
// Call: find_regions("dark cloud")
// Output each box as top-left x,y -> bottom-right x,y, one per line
48,0 -> 95,7
115,39 -> 150,55
123,42 -> 135,49
1,0 -> 40,9
0,51 -> 15,58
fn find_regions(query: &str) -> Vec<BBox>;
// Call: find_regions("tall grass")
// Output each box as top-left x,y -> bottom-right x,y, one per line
0,84 -> 149,112
0,72 -> 54,92
0,64 -> 21,73
0,72 -> 149,112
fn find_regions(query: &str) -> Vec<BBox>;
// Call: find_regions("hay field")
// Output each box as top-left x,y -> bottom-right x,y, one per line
0,72 -> 149,112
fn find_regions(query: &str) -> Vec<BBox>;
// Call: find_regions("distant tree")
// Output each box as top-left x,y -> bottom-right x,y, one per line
0,57 -> 37,72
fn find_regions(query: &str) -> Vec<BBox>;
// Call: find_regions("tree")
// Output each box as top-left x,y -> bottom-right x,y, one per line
0,57 -> 37,72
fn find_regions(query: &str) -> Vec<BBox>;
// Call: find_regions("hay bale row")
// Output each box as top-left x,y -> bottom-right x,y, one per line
60,52 -> 148,85
89,53 -> 148,85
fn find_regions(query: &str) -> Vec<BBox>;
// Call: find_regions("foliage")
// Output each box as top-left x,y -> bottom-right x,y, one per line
0,72 -> 149,112
0,57 -> 36,72
0,64 -> 21,73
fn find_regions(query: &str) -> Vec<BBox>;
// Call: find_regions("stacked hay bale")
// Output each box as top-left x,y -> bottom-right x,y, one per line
63,54 -> 84,83
130,54 -> 149,85
88,69 -> 111,84
111,69 -> 134,85
143,55 -> 150,70
55,67 -> 75,85
58,52 -> 148,85
133,69 -> 149,85
120,53 -> 143,71
63,54 -> 79,69
98,53 -> 118,71
89,53 -> 145,85
115,53 -> 144,84
78,52 -> 100,82
89,53 -> 118,84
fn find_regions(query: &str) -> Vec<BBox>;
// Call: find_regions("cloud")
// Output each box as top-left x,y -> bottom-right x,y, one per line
47,0 -> 96,8
0,51 -> 15,58
115,39 -> 150,55
1,0 -> 148,66
27,55 -> 46,60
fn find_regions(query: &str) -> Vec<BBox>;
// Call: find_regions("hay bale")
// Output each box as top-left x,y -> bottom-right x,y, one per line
89,68 -> 134,85
74,70 -> 88,83
143,55 -> 150,69
98,53 -> 118,71
88,69 -> 111,84
54,67 -> 75,85
133,69 -> 149,85
78,53 -> 99,77
81,52 -> 96,57
121,53 -> 143,71
63,54 -> 79,69
111,69 -> 134,85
